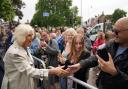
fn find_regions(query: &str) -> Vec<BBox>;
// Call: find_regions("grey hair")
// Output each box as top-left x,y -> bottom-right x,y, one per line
14,24 -> 34,45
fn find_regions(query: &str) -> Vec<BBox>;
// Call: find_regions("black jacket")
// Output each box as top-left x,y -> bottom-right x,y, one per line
74,51 -> 90,89
80,41 -> 128,89
65,51 -> 90,89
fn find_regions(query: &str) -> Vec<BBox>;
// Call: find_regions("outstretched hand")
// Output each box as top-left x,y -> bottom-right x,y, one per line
65,63 -> 81,74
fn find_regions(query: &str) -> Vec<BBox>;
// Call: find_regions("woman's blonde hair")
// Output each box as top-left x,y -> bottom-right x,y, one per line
14,24 -> 35,45
68,34 -> 86,63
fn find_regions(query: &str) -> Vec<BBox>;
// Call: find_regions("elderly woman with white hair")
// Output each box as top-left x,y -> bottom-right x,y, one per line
1,24 -> 68,89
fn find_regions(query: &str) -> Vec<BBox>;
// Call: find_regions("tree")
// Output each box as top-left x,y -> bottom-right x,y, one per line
0,0 -> 25,22
69,6 -> 79,26
31,0 -> 80,27
11,0 -> 25,19
0,0 -> 15,21
112,9 -> 127,24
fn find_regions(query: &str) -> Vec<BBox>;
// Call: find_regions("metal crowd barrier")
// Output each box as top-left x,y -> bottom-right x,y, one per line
68,76 -> 98,89
32,56 -> 46,69
32,56 -> 98,89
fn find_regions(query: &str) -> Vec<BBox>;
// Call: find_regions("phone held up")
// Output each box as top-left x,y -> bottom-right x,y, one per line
97,45 -> 109,61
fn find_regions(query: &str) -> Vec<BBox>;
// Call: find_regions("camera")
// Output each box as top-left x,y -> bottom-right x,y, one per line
97,46 -> 109,61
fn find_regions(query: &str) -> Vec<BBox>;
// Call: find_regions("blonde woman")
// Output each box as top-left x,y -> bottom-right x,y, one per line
67,34 -> 90,89
58,28 -> 77,89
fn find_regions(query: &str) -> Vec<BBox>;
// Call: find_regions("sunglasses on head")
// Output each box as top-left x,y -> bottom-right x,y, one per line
112,29 -> 128,35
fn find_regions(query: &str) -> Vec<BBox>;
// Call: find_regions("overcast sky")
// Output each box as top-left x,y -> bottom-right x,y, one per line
20,0 -> 128,23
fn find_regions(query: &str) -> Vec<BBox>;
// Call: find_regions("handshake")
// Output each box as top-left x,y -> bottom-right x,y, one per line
49,63 -> 81,77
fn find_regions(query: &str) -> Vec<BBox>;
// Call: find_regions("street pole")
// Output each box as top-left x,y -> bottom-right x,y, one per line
81,0 -> 83,26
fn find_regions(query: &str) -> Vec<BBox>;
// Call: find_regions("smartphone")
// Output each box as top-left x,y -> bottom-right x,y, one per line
62,60 -> 72,70
97,48 -> 109,61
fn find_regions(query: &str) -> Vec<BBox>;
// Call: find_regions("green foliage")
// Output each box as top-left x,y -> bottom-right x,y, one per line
31,0 -> 80,27
0,0 -> 25,21
112,9 -> 127,24
0,0 -> 15,21
11,0 -> 25,19
74,16 -> 81,26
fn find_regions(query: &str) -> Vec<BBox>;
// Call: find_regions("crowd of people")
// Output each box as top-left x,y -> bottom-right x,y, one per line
0,17 -> 128,89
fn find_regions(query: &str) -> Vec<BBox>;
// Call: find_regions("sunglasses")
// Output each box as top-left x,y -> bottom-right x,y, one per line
112,29 -> 128,35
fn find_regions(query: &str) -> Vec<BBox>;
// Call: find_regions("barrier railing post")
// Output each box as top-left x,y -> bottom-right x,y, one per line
68,76 -> 98,89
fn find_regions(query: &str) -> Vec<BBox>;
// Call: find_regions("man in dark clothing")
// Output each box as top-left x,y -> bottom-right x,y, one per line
34,31 -> 60,89
67,17 -> 128,89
